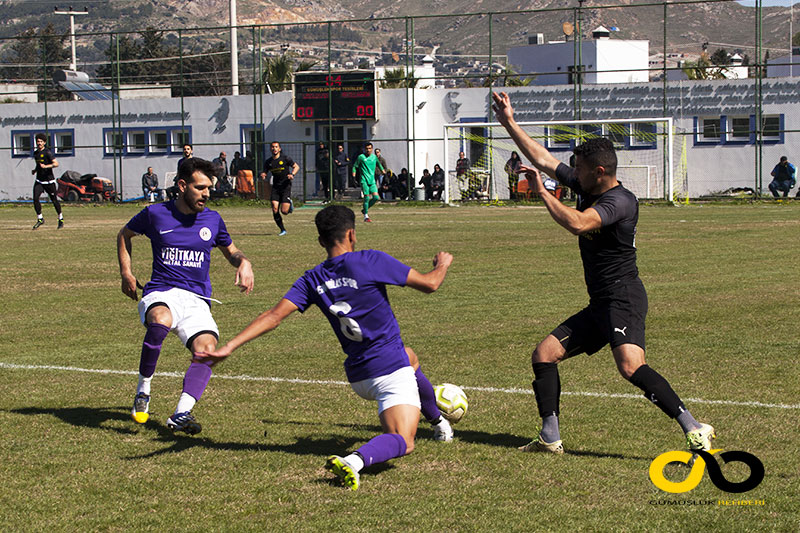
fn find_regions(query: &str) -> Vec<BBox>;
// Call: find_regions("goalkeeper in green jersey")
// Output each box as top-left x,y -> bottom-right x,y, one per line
352,142 -> 384,222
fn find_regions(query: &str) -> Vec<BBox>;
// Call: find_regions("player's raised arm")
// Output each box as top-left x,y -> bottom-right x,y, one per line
405,252 -> 453,293
117,226 -> 140,301
491,91 -> 561,179
219,243 -> 254,294
194,298 -> 298,361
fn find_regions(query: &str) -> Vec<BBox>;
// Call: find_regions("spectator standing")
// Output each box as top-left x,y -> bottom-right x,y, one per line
334,144 -> 350,200
505,151 -> 522,199
375,148 -> 388,187
456,151 -> 471,200
316,142 -> 331,200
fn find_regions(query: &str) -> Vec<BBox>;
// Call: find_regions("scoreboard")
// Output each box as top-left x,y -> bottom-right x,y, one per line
293,71 -> 377,121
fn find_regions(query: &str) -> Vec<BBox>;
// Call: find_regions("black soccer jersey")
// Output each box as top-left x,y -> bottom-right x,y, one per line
264,155 -> 295,186
34,148 -> 56,183
555,162 -> 639,296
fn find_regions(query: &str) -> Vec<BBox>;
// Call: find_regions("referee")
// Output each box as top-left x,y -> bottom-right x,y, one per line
491,91 -> 715,455
31,133 -> 64,229
261,141 -> 299,236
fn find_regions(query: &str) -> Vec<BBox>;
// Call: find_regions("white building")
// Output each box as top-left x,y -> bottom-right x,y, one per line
507,26 -> 649,85
766,48 -> 800,77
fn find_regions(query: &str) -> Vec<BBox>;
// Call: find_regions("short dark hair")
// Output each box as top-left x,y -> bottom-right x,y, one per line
780,156 -> 788,162
573,138 -> 617,176
315,205 -> 355,248
364,142 -> 373,149
35,133 -> 47,143
183,143 -> 192,150
178,157 -> 215,183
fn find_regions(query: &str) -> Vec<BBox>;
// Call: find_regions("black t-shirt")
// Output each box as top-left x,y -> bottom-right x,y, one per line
264,154 -> 296,186
555,163 -> 639,296
34,148 -> 56,182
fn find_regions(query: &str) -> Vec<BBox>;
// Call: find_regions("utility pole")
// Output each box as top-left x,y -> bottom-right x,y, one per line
54,6 -> 89,71
230,0 -> 239,95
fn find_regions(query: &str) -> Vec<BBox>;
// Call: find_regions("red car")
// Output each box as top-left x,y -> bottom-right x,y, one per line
57,171 -> 116,202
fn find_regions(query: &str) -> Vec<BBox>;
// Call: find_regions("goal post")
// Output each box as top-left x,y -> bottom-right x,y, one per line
443,118 -> 686,203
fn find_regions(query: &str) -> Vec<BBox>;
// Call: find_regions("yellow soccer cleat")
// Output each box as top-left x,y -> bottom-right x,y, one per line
325,455 -> 360,491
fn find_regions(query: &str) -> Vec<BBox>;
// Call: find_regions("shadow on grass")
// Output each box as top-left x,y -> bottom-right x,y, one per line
11,405 -> 139,435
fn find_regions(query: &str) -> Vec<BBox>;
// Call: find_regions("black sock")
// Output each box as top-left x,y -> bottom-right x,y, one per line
628,364 -> 686,418
532,362 -> 560,419
273,212 -> 285,231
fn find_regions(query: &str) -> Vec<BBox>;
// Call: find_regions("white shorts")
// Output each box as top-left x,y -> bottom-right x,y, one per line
138,287 -> 219,348
350,366 -> 421,414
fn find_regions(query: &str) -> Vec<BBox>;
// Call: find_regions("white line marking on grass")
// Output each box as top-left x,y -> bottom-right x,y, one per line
2,362 -> 798,410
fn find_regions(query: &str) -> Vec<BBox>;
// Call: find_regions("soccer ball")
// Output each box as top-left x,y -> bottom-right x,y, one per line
434,383 -> 468,424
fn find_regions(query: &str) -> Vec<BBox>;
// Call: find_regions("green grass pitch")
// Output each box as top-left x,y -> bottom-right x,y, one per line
0,201 -> 797,531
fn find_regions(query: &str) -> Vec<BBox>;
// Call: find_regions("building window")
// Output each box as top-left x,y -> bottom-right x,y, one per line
11,129 -> 75,157
128,131 -> 146,153
631,122 -> 657,148
105,130 -> 124,154
604,123 -> 629,149
172,130 -> 190,151
702,118 -> 721,141
545,125 -> 571,150
567,65 -> 584,84
761,115 -> 781,140
241,125 -> 265,161
729,116 -> 751,141
150,131 -> 169,152
12,132 -> 32,156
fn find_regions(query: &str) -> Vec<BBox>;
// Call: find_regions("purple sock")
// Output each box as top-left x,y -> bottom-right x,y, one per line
415,367 -> 442,422
139,323 -> 170,377
356,433 -> 407,468
182,361 -> 213,401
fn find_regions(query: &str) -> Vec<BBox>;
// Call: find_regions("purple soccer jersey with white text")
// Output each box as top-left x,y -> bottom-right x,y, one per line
283,249 -> 412,383
126,200 -> 232,300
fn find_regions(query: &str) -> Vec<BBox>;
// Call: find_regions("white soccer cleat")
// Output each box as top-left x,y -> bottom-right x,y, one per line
686,423 -> 716,452
432,417 -> 454,442
519,435 -> 564,455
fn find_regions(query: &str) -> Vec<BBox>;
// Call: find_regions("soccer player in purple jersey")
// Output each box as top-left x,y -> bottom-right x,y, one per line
195,205 -> 454,490
491,91 -> 715,455
117,158 -> 254,435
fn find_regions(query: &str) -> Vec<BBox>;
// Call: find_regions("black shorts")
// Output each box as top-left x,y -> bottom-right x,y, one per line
550,277 -> 648,357
271,180 -> 292,203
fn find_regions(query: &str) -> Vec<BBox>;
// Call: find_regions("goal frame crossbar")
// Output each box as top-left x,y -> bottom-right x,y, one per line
443,117 -> 674,203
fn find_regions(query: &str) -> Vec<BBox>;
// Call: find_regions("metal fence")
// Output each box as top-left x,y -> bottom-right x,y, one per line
1,1 -> 798,200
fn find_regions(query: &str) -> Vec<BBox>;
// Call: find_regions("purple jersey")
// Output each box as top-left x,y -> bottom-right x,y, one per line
126,200 -> 232,300
284,249 -> 412,383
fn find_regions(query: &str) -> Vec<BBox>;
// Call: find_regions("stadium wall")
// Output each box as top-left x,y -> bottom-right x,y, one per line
1,78 -> 798,200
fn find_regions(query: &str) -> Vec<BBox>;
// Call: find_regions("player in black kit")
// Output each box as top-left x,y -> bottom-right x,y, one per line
491,91 -> 715,455
261,141 -> 300,236
31,133 -> 64,229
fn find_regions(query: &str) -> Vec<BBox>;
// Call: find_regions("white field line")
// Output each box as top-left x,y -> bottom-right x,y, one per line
2,362 -> 798,410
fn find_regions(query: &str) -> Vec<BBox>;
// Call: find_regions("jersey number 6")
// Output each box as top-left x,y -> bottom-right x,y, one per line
328,301 -> 363,342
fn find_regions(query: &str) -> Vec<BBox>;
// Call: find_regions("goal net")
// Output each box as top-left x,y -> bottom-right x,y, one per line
443,118 -> 687,203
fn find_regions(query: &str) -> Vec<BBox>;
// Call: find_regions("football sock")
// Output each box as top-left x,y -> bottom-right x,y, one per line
137,374 -> 153,396
362,196 -> 370,216
344,453 -> 365,472
139,322 -> 170,378
676,410 -> 702,433
415,367 -> 442,422
175,392 -> 196,414
273,212 -> 285,232
355,433 -> 407,468
532,362 -> 561,418
180,360 -> 213,404
628,364 -> 686,418
58,213 -> 63,220
368,196 -> 379,209
540,414 -> 561,443
37,214 -> 43,220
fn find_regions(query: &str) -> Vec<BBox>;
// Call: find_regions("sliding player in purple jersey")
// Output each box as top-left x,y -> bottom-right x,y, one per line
195,205 -> 453,490
117,158 -> 254,435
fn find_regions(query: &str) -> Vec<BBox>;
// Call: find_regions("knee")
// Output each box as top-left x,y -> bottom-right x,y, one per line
532,342 -> 559,366
619,361 -> 643,381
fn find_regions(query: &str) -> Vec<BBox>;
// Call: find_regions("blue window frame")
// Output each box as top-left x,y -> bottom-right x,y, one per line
11,129 -> 75,158
102,126 -> 191,156
694,114 -> 783,146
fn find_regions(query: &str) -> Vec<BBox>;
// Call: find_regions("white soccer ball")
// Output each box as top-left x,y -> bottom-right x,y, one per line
434,383 -> 468,424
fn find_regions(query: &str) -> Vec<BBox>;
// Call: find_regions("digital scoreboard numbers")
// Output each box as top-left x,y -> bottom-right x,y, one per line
293,71 -> 377,121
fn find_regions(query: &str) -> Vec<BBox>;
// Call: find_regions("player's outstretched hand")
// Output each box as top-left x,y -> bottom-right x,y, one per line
193,345 -> 232,364
433,251 -> 453,269
121,273 -> 138,301
235,261 -> 255,295
491,91 -> 514,126
519,164 -> 547,195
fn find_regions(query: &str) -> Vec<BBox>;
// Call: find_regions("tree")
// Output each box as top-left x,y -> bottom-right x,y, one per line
261,54 -> 317,93
483,65 -> 533,87
380,68 -> 419,88
1,24 -> 70,100
710,48 -> 731,66
682,52 -> 729,80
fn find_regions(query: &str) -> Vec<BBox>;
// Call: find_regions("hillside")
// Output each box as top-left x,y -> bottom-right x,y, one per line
0,0 -> 795,62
